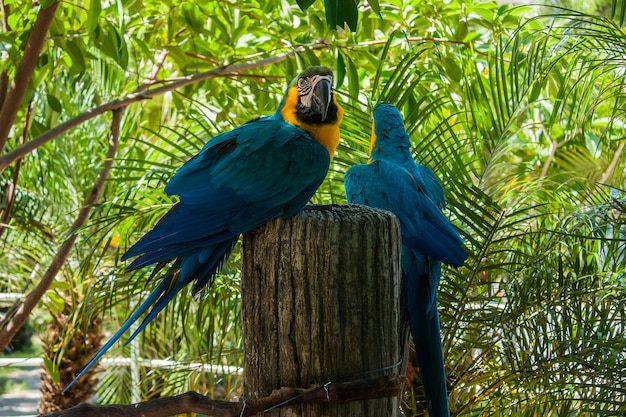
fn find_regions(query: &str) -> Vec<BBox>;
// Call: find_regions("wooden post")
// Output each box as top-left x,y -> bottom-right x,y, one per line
241,204 -> 403,417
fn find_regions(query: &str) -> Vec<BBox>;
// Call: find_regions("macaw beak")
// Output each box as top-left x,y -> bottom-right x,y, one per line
311,78 -> 332,122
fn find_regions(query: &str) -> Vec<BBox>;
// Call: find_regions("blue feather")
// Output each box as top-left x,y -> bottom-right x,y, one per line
344,103 -> 468,417
402,248 -> 449,416
63,67 -> 339,393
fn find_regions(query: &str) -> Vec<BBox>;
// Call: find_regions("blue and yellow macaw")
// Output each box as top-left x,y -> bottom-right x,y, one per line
344,103 -> 467,417
64,66 -> 343,392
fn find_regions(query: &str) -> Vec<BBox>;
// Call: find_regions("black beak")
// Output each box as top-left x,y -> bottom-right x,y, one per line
312,78 -> 332,122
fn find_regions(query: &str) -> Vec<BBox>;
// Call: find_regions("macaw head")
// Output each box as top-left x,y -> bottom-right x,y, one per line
369,103 -> 411,161
280,66 -> 344,158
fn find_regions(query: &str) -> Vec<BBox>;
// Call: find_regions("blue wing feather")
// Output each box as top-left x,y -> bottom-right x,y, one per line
123,117 -> 329,266
64,114 -> 330,394
345,161 -> 466,268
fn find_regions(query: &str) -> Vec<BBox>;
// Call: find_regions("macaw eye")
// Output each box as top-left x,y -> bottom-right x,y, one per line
297,77 -> 311,91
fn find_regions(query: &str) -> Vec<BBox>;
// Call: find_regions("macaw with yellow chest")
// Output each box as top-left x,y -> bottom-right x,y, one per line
64,66 -> 343,392
344,103 -> 467,417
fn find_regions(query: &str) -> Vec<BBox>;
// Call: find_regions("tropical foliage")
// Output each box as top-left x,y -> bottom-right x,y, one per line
0,0 -> 625,415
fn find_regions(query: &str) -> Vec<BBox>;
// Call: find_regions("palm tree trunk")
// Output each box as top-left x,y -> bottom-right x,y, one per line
38,298 -> 103,413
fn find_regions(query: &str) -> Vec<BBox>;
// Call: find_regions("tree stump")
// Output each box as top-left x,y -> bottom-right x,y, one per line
241,204 -> 403,417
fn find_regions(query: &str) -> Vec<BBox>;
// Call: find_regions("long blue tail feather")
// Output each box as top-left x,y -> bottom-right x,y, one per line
403,248 -> 450,417
63,238 -> 237,393
62,276 -> 174,393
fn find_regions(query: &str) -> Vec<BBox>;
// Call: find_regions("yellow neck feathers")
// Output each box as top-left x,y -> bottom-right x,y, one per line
367,121 -> 377,164
280,86 -> 343,159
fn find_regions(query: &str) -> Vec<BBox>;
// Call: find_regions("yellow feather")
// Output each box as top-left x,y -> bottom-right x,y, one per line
281,86 -> 343,159
368,119 -> 377,163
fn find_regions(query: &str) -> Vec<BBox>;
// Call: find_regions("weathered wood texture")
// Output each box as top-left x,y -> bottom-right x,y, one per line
241,204 -> 403,417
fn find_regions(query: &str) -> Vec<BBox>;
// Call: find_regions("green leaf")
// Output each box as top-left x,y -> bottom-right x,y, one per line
49,16 -> 65,37
303,46 -> 320,66
309,13 -> 326,34
46,291 -> 65,314
367,0 -> 383,21
64,39 -> 86,73
345,54 -> 359,103
343,0 -> 359,31
325,0 -> 358,31
180,2 -> 205,33
455,21 -> 468,42
296,0 -> 316,11
86,0 -> 102,34
325,0 -> 337,29
30,119 -> 48,137
43,358 -> 60,385
441,56 -> 462,82
94,21 -> 129,68
46,93 -> 63,113
471,6 -> 495,22
336,52 -> 346,89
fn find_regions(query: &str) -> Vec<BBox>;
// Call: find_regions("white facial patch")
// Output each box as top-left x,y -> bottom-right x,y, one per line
297,74 -> 333,108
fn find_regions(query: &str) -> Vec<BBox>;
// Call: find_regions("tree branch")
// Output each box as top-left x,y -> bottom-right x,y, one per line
0,0 -> 13,111
0,34 -> 492,173
0,0 -> 60,154
0,41 -> 332,172
40,374 -> 405,417
137,49 -> 170,92
0,71 -> 7,114
0,107 -> 125,351
0,100 -> 31,238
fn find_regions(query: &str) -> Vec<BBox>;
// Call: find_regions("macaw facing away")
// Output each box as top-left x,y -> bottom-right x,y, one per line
344,103 -> 467,417
64,66 -> 344,392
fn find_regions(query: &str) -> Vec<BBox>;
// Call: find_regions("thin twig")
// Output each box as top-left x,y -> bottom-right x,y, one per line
137,49 -> 170,93
0,100 -> 31,239
0,0 -> 13,110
